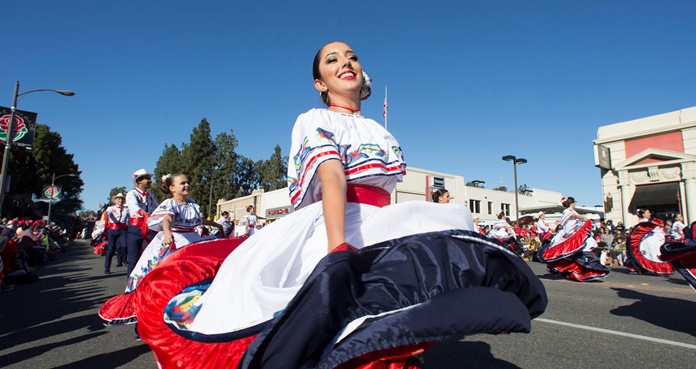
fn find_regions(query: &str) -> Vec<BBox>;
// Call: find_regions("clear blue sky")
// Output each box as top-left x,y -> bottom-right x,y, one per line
3,1 -> 696,210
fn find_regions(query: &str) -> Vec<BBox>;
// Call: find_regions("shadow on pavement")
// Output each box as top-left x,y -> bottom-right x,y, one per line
0,240 -> 151,368
0,315 -> 106,351
423,339 -> 522,369
611,287 -> 696,337
665,276 -> 690,287
0,250 -> 114,350
52,344 -> 152,369
536,271 -> 565,281
1,332 -> 106,367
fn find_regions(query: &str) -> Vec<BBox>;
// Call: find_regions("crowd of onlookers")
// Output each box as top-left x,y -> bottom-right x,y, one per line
0,218 -> 74,292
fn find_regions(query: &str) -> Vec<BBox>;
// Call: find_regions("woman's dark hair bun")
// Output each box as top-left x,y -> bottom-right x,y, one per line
431,188 -> 448,203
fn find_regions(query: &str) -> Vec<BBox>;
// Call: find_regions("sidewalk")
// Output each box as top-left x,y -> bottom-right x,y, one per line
0,239 -> 156,369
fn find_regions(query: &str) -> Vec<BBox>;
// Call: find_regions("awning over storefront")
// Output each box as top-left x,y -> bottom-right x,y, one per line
628,182 -> 679,213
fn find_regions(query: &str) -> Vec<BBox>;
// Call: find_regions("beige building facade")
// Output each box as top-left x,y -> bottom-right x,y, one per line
593,106 -> 696,227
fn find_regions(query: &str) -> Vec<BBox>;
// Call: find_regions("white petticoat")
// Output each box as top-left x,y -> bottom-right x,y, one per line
186,200 -> 474,335
640,228 -> 665,262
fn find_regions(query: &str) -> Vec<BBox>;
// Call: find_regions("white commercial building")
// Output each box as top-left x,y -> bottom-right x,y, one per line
593,106 -> 696,227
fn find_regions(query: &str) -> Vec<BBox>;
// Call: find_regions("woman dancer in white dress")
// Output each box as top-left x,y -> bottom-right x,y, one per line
539,197 -> 609,281
625,208 -> 673,275
489,211 -> 524,256
131,42 -> 547,369
490,211 -> 515,239
240,205 -> 259,237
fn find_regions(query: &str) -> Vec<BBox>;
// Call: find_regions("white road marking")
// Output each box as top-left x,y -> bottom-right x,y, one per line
535,318 -> 696,350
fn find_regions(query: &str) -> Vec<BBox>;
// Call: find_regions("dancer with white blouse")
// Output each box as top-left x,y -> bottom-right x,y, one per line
127,42 -> 547,369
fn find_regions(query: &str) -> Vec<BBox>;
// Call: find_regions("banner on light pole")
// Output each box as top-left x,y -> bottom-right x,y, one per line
0,106 -> 38,149
42,185 -> 62,202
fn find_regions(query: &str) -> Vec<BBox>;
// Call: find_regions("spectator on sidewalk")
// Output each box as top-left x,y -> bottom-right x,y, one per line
599,227 -> 614,249
1,227 -> 39,285
17,226 -> 48,266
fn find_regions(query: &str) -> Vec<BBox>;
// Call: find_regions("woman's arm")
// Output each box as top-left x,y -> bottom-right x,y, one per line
317,160 -> 347,252
162,215 -> 174,244
571,212 -> 587,222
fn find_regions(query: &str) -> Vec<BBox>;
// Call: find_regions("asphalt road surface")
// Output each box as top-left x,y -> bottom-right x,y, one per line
2,239 -> 695,368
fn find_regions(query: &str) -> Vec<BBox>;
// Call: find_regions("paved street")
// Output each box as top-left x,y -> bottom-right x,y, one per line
2,239 -> 695,368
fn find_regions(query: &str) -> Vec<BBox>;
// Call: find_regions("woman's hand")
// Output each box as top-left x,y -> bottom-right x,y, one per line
162,231 -> 174,245
330,242 -> 357,253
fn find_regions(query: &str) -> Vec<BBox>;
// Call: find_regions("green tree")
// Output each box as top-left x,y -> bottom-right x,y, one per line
211,130 -> 240,202
492,186 -> 508,192
154,144 -> 183,203
236,157 -> 259,196
180,119 -> 215,216
3,124 -> 84,218
517,184 -> 532,195
107,186 -> 128,204
152,121 -> 287,218
465,181 -> 485,188
79,210 -> 96,218
258,145 -> 287,191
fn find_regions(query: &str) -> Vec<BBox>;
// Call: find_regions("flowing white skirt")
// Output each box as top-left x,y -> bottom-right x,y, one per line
126,230 -> 215,293
186,200 -> 473,334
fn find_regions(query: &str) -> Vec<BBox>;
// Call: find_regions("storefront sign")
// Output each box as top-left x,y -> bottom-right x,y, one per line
266,206 -> 293,218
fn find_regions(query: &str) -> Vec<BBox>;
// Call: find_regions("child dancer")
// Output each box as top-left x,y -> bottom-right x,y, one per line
99,173 -> 223,326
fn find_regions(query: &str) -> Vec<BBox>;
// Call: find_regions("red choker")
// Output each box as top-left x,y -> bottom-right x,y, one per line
329,104 -> 361,114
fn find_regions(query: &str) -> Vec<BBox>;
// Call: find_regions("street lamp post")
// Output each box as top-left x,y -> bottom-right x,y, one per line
502,155 -> 527,221
0,81 -> 75,218
46,173 -> 78,225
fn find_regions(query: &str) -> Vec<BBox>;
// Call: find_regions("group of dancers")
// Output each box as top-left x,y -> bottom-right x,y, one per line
534,196 -> 696,289
97,41 -> 548,368
536,197 -> 611,281
435,187 -> 696,288
94,41 -> 696,368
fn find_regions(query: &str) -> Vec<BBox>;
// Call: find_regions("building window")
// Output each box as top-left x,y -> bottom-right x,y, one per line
469,199 -> 481,213
488,201 -> 493,215
501,203 -> 510,216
